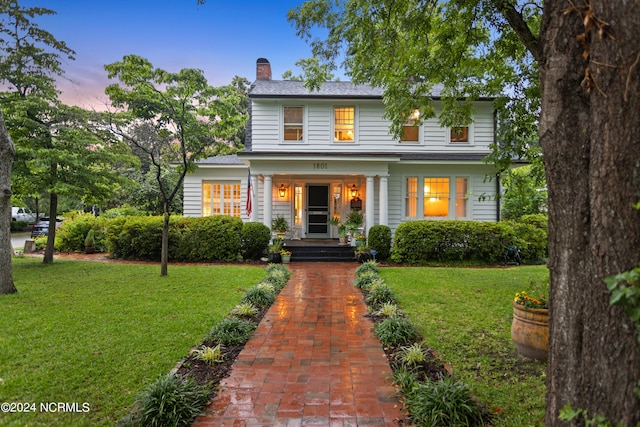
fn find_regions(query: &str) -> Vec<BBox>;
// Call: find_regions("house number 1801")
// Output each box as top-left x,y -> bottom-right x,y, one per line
313,163 -> 328,170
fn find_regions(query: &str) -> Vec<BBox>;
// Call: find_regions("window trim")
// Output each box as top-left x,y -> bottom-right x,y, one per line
281,105 -> 306,144
400,109 -> 422,144
446,123 -> 474,145
332,105 -> 357,144
403,175 -> 472,219
202,180 -> 242,218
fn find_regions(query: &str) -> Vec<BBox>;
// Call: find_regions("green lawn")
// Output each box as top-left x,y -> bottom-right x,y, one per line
381,265 -> 548,427
0,258 -> 265,427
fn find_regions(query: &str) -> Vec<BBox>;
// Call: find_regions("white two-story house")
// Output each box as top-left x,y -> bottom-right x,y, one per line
183,58 -> 500,239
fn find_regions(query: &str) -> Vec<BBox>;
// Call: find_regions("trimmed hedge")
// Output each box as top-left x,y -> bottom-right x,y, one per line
103,215 -> 244,262
55,214 -> 107,252
240,222 -> 271,260
10,220 -> 29,232
368,225 -> 392,260
391,220 -> 521,265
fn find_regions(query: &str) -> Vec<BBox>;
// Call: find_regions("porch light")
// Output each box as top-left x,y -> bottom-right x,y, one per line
350,184 -> 358,198
279,184 -> 287,198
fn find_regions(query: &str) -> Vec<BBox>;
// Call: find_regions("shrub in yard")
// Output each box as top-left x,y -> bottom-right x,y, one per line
241,285 -> 276,308
366,282 -> 396,307
105,216 -> 164,260
127,373 -> 210,427
354,270 -> 380,290
367,225 -> 392,260
55,214 -> 106,252
374,302 -> 400,318
403,376 -> 485,427
192,344 -> 224,364
230,302 -> 259,318
355,260 -> 380,277
240,222 -> 271,260
170,216 -> 243,262
374,316 -> 418,348
205,317 -> 256,346
10,220 -> 28,232
391,220 -> 521,265
101,205 -> 145,218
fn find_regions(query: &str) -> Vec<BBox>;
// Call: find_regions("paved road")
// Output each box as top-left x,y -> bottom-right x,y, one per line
10,232 -> 32,250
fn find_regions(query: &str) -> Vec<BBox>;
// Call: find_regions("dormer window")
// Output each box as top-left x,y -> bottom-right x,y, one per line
450,126 -> 469,143
334,106 -> 355,142
401,109 -> 420,142
283,106 -> 304,142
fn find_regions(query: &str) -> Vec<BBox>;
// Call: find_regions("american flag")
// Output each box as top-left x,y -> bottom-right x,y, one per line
246,170 -> 252,217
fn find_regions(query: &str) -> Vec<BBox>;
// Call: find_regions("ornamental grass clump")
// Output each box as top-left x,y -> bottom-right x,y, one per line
374,316 -> 418,348
230,302 -> 259,318
192,344 -> 224,364
354,270 -> 379,290
356,260 -> 380,276
366,282 -> 396,307
241,285 -> 276,308
402,376 -> 486,427
374,302 -> 400,318
127,373 -> 210,427
398,342 -> 428,367
205,316 -> 256,346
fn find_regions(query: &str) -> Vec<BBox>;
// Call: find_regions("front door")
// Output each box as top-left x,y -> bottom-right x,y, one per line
306,184 -> 329,238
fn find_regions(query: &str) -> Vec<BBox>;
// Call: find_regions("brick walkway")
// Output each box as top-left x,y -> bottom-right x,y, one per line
193,262 -> 404,427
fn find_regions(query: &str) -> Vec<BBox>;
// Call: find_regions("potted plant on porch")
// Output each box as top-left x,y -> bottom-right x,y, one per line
268,238 -> 283,263
280,249 -> 292,264
272,215 -> 289,237
328,218 -> 349,245
511,282 -> 549,360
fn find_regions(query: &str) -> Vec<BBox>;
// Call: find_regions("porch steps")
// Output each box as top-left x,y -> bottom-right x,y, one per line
288,243 -> 356,262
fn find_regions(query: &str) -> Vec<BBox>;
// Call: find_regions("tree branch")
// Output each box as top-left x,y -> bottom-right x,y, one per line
495,0 -> 541,62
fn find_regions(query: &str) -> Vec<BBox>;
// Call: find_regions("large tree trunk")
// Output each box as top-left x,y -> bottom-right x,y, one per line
0,111 -> 17,294
540,1 -> 640,425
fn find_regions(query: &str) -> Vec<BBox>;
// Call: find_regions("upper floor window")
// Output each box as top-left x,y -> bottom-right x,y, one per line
283,106 -> 303,142
334,106 -> 355,142
401,109 -> 420,143
202,181 -> 241,218
450,126 -> 469,143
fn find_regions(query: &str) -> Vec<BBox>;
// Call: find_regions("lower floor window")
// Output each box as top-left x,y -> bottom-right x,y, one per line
405,176 -> 469,219
202,181 -> 241,217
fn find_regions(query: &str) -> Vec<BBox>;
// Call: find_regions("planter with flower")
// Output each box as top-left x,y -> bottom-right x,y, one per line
280,249 -> 292,264
268,237 -> 284,263
511,287 -> 549,360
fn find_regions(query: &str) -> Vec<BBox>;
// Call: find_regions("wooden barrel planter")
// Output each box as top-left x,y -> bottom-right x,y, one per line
511,301 -> 549,360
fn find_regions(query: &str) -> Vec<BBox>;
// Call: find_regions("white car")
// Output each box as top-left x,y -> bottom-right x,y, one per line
11,207 -> 36,223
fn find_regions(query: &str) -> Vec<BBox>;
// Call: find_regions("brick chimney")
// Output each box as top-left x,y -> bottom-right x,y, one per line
256,58 -> 272,81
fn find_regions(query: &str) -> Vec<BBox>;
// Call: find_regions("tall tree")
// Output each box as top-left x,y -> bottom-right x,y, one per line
1,2 -> 134,264
288,0 -> 640,424
0,111 -> 17,294
105,55 -> 246,276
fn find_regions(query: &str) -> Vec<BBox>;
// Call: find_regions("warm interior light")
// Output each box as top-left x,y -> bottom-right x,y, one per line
279,184 -> 286,198
350,184 -> 358,198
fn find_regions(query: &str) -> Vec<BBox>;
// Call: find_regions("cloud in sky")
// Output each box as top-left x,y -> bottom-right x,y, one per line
21,0 -> 320,108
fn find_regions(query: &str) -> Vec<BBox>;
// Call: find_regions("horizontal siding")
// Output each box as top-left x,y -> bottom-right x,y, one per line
251,99 -> 494,153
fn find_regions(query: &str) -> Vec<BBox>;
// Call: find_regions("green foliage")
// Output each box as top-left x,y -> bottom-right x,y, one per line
230,302 -> 259,318
193,344 -> 224,365
374,302 -> 400,318
356,260 -> 380,276
605,265 -> 640,344
271,215 -> 289,232
507,216 -> 548,262
403,377 -> 485,427
101,205 -> 145,218
265,262 -> 291,279
353,270 -> 379,290
500,166 -> 548,220
205,317 -> 256,346
10,220 -> 28,232
241,285 -> 276,308
128,373 -> 210,427
391,220 -> 522,265
84,228 -> 95,247
368,225 -> 392,260
345,209 -> 364,228
104,215 -> 243,262
374,316 -> 418,348
240,221 -> 271,260
393,365 -> 420,393
170,216 -> 243,262
398,342 -> 427,367
55,213 -> 106,252
559,404 -> 624,427
366,282 -> 396,307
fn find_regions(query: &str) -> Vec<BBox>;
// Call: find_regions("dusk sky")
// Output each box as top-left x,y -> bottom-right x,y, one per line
21,0 -> 328,108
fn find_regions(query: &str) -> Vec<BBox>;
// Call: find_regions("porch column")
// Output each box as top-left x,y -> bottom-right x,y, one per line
379,175 -> 388,226
365,175 -> 375,230
249,174 -> 258,222
263,175 -> 272,230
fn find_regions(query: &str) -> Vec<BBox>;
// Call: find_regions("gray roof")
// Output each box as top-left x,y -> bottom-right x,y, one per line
250,80 -> 386,98
196,154 -> 244,165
